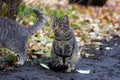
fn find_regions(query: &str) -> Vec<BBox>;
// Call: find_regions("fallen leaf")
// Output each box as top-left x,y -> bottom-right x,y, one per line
40,63 -> 49,69
76,69 -> 91,74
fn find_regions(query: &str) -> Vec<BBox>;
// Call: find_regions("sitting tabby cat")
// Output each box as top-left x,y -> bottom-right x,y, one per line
48,15 -> 79,72
0,9 -> 46,65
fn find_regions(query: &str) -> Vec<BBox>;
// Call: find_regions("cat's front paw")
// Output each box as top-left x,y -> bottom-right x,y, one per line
65,68 -> 72,72
48,61 -> 68,72
16,61 -> 25,66
65,65 -> 75,72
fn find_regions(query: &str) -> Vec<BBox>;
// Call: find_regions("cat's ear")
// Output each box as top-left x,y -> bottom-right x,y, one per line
52,16 -> 57,21
63,15 -> 69,23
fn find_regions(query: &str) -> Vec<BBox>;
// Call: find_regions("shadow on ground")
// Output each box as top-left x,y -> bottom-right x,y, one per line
0,37 -> 120,80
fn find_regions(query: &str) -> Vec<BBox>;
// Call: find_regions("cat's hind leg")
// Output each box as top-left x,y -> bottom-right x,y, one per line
6,40 -> 28,65
65,62 -> 76,72
70,52 -> 79,71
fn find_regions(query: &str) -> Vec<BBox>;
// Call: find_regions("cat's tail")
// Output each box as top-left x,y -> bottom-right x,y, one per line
26,9 -> 46,34
48,61 -> 68,72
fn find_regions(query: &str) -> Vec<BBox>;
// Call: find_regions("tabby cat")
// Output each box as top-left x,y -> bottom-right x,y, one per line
0,9 -> 46,65
48,15 -> 79,72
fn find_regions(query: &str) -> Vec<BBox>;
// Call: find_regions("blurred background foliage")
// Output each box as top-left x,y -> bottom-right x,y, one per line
0,0 -> 120,68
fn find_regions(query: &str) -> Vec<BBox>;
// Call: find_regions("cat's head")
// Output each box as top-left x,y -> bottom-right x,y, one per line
52,15 -> 70,35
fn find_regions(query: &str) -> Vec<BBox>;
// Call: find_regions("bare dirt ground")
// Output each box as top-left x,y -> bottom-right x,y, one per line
0,37 -> 120,80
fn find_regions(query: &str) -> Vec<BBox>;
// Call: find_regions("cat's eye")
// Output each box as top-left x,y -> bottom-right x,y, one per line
66,58 -> 71,61
57,56 -> 62,60
63,28 -> 66,31
52,24 -> 55,27
59,58 -> 62,60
